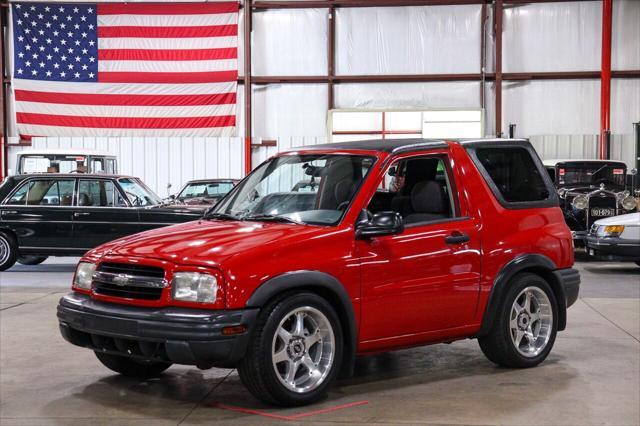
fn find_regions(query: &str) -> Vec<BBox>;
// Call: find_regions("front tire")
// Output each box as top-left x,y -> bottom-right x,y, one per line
17,255 -> 48,266
238,292 -> 343,406
94,352 -> 171,378
0,232 -> 18,271
479,273 -> 558,368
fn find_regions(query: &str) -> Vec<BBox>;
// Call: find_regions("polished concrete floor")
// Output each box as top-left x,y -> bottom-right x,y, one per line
1,257 -> 638,425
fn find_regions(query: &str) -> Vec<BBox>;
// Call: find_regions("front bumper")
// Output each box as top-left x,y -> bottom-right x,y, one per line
57,292 -> 259,369
585,235 -> 640,262
553,267 -> 581,309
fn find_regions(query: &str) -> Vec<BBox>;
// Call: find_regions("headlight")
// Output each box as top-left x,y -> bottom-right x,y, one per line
602,225 -> 625,237
621,195 -> 637,211
74,262 -> 96,290
571,195 -> 588,210
172,272 -> 218,303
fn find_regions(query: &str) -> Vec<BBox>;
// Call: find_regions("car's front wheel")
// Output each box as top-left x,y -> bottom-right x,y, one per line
94,352 -> 172,378
0,232 -> 18,271
238,292 -> 343,406
479,273 -> 558,368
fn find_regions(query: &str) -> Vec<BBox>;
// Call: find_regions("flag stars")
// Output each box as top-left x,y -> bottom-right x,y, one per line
31,53 -> 38,59
60,71 -> 66,77
87,8 -> 94,14
81,64 -> 88,70
23,12 -> 29,18
17,68 -> 23,75
58,7 -> 65,13
88,72 -> 95,78
68,64 -> 74,70
52,15 -> 58,21
73,7 -> 79,13
25,60 -> 31,67
44,6 -> 50,12
74,40 -> 81,46
67,48 -> 74,54
38,46 -> 45,52
53,63 -> 60,69
74,72 -> 80,78
46,54 -> 52,60
18,52 -> 24,58
31,69 -> 37,76
80,16 -> 87,22
16,19 -> 23,26
39,62 -> 45,68
45,22 -> 51,28
30,20 -> 37,27
46,70 -> 52,77
24,28 -> 30,34
37,13 -> 43,20
67,15 -> 73,22
61,55 -> 67,61
75,56 -> 81,62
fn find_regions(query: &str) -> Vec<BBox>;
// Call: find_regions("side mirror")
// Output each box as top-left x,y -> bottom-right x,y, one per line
356,211 -> 404,239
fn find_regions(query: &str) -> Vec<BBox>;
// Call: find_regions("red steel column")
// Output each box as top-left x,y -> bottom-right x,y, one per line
0,5 -> 7,180
494,0 -> 503,137
243,0 -> 253,175
599,0 -> 612,159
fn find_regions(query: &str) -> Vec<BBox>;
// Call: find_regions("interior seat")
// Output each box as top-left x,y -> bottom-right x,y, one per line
404,181 -> 449,224
391,158 -> 439,217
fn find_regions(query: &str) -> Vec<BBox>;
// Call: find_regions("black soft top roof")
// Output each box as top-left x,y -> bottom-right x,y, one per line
287,138 -> 530,154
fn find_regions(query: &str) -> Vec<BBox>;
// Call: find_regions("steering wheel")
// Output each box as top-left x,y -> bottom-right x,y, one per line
125,191 -> 142,206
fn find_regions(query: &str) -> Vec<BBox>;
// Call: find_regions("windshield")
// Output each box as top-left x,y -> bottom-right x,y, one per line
118,178 -> 162,206
558,164 -> 626,188
178,181 -> 234,200
210,154 -> 376,225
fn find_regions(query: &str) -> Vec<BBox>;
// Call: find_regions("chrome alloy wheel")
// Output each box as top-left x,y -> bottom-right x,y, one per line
271,306 -> 335,394
0,237 -> 9,265
510,286 -> 553,357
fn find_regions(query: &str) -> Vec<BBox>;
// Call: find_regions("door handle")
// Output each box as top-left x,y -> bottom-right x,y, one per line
445,231 -> 470,245
2,210 -> 18,215
73,212 -> 91,217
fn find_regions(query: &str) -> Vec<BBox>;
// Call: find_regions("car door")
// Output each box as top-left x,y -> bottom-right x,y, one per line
1,178 -> 75,250
72,178 -> 140,249
358,153 -> 481,343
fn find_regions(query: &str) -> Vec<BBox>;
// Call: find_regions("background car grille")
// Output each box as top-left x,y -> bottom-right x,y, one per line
93,262 -> 166,300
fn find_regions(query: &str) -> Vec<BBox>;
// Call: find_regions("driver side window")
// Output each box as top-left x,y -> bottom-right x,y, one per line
367,155 -> 457,226
78,180 -> 126,207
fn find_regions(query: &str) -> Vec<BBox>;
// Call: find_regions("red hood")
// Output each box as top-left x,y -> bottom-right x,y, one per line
88,219 -> 330,268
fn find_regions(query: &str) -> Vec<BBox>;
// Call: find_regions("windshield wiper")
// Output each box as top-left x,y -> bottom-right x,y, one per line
204,212 -> 239,221
242,214 -> 303,225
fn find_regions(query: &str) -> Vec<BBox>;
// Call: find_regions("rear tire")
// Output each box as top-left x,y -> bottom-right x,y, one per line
94,352 -> 171,378
238,292 -> 343,407
479,273 -> 558,368
17,255 -> 48,266
0,232 -> 18,271
635,261 -> 640,268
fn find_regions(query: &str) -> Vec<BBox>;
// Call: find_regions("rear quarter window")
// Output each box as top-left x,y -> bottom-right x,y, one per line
468,145 -> 557,208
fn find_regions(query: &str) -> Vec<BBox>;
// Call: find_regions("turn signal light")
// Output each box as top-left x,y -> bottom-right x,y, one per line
603,225 -> 624,237
222,325 -> 247,336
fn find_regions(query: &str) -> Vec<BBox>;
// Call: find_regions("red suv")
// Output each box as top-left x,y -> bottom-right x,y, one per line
58,139 -> 580,406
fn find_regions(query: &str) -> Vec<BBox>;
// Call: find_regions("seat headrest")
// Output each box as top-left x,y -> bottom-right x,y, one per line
410,181 -> 446,214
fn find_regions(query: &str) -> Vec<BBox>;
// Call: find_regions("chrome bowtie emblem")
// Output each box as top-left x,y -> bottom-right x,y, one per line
112,274 -> 130,286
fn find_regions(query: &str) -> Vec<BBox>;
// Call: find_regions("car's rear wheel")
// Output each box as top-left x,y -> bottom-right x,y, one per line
17,255 -> 48,266
635,261 -> 640,268
238,292 -> 343,406
94,352 -> 171,378
0,232 -> 18,271
479,273 -> 557,368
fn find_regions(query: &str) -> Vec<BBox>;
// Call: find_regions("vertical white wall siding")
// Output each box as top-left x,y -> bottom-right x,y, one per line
24,136 -> 329,195
530,134 -> 636,169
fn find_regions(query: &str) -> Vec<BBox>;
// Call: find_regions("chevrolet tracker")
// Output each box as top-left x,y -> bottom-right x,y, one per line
57,138 -> 580,406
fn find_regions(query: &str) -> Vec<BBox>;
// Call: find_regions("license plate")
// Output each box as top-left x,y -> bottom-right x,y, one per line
591,208 -> 615,217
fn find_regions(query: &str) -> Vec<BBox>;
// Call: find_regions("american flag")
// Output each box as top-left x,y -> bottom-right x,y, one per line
11,1 -> 238,138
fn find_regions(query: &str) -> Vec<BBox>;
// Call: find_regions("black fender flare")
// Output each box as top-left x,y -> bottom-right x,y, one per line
476,254 -> 568,337
246,270 -> 357,377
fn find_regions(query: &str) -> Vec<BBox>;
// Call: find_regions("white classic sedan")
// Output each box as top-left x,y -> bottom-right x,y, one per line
586,212 -> 640,266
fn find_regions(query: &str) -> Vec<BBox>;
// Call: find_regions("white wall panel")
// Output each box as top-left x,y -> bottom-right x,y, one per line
336,5 -> 482,75
335,81 -> 481,110
502,79 -> 600,136
252,9 -> 327,76
613,0 -> 640,71
503,1 -> 601,72
611,79 -> 640,135
27,137 -> 246,196
252,84 -> 328,138
530,134 -> 636,169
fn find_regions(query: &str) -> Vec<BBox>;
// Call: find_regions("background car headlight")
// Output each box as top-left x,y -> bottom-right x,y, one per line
172,272 -> 218,303
571,195 -> 588,210
74,262 -> 96,290
621,196 -> 637,211
599,225 -> 625,237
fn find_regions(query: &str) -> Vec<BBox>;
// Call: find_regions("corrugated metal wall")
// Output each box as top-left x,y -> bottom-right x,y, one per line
6,133 -> 634,198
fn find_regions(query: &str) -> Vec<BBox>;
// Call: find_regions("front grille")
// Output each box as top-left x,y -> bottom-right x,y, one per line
93,262 -> 167,300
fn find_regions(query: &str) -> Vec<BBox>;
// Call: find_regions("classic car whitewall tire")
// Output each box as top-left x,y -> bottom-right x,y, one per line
0,232 -> 18,271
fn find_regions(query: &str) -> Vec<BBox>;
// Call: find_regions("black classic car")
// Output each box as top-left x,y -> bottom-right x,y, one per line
544,159 -> 638,245
0,174 -> 202,270
165,178 -> 238,209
